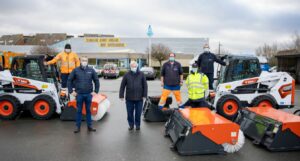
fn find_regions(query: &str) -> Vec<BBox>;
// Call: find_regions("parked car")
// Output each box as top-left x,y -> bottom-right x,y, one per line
269,66 -> 277,72
102,63 -> 120,79
140,67 -> 156,80
90,65 -> 102,77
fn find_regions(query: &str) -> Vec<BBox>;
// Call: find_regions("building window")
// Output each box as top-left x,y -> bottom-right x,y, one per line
119,58 -> 129,68
137,59 -> 147,68
88,58 -> 96,65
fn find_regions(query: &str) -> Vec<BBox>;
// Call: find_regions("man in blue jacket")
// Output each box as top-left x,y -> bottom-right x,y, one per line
196,44 -> 226,90
67,57 -> 100,133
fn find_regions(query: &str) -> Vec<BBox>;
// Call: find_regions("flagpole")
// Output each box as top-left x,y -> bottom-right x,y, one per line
148,37 -> 151,66
147,25 -> 153,67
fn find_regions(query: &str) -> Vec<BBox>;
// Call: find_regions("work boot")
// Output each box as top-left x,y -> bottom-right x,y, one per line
88,127 -> 96,132
128,126 -> 134,131
136,127 -> 140,131
74,127 -> 80,134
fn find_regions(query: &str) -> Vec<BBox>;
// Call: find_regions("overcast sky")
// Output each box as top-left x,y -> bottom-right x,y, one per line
0,0 -> 299,53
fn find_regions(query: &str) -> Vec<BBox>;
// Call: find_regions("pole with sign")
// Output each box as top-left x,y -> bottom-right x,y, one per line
147,25 -> 153,66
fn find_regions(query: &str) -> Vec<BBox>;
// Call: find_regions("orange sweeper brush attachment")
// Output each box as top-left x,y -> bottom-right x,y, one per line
165,108 -> 245,155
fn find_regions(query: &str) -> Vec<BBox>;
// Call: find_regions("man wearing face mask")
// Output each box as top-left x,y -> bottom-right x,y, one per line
67,56 -> 99,133
184,63 -> 210,108
45,44 -> 80,95
159,53 -> 184,109
119,61 -> 148,131
196,44 -> 226,90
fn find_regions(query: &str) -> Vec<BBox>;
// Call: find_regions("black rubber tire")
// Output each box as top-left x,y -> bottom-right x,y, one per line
293,110 -> 300,116
149,96 -> 172,105
216,95 -> 241,121
251,95 -> 277,108
0,95 -> 21,120
29,95 -> 56,120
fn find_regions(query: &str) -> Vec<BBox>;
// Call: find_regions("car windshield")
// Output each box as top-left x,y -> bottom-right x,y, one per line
95,66 -> 101,69
90,65 -> 101,69
104,64 -> 117,70
140,67 -> 153,72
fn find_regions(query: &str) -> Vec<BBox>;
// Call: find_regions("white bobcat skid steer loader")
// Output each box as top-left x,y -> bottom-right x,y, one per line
212,55 -> 295,120
0,55 -> 62,120
0,55 -> 110,120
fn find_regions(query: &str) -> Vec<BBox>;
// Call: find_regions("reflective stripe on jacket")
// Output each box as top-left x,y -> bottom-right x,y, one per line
47,51 -> 80,74
186,72 -> 209,100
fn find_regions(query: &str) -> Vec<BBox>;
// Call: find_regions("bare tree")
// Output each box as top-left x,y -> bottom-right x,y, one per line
30,46 -> 58,56
255,31 -> 300,67
213,48 -> 230,55
146,43 -> 172,68
291,31 -> 300,52
255,43 -> 278,66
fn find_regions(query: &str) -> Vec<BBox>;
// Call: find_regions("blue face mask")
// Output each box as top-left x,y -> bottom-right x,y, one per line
192,68 -> 198,73
169,57 -> 175,62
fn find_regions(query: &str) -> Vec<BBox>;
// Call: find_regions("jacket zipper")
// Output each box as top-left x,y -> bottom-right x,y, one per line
67,53 -> 69,73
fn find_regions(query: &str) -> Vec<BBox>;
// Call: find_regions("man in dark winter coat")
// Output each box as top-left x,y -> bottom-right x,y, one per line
119,61 -> 148,131
196,44 -> 226,90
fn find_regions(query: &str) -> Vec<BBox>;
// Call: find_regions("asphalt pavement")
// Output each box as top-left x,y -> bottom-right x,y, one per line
0,78 -> 299,161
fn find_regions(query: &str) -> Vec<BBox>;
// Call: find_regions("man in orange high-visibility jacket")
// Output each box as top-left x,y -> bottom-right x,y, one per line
45,44 -> 80,93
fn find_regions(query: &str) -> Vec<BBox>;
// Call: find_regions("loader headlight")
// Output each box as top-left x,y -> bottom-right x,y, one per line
278,83 -> 293,98
282,85 -> 292,92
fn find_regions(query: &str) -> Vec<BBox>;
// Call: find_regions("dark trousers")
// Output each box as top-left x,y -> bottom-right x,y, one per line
76,93 -> 92,128
126,100 -> 143,128
205,73 -> 214,90
183,98 -> 210,108
61,73 -> 69,88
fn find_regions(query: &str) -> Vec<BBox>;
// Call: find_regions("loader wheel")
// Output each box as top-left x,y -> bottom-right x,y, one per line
216,95 -> 241,121
29,95 -> 56,120
0,95 -> 20,120
294,110 -> 300,116
251,95 -> 277,108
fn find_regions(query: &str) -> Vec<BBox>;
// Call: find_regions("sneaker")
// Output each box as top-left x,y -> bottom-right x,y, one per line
128,126 -> 134,131
74,128 -> 80,133
88,127 -> 96,132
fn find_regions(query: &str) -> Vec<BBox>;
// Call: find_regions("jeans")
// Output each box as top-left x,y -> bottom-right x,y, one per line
76,93 -> 92,128
126,100 -> 143,128
61,73 -> 69,88
205,73 -> 214,90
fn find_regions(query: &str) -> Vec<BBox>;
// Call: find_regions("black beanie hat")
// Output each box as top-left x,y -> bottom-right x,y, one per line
65,44 -> 71,49
192,63 -> 198,68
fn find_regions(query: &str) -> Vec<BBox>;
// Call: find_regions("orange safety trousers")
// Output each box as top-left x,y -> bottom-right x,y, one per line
159,89 -> 182,108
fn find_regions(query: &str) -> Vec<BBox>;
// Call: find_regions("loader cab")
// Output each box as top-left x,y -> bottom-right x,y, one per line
10,55 -> 59,87
218,55 -> 261,84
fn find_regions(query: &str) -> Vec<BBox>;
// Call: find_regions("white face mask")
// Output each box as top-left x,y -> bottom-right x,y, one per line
65,49 -> 71,53
81,61 -> 88,67
204,48 -> 210,53
131,67 -> 137,73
